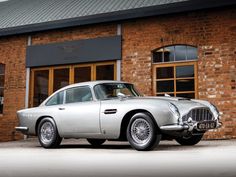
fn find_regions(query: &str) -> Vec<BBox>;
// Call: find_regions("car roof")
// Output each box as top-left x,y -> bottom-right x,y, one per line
40,80 -> 130,106
60,80 -> 129,90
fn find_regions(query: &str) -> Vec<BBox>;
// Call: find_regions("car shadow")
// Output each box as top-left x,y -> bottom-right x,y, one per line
55,142 -> 210,151
59,144 -> 132,150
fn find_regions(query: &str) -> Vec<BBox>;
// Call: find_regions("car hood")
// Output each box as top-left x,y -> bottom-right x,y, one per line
129,96 -> 210,116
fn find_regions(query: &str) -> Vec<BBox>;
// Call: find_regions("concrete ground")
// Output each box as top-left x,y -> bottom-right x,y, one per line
0,138 -> 236,177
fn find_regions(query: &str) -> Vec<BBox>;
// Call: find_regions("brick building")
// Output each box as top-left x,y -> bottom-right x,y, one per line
0,0 -> 235,141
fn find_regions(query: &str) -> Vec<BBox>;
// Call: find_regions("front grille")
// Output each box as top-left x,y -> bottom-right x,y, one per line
182,108 -> 213,122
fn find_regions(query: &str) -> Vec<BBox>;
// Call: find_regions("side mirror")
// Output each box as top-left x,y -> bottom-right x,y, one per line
164,93 -> 171,97
117,92 -> 126,100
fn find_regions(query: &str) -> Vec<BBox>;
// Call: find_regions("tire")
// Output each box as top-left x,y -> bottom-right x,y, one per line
175,134 -> 203,146
126,112 -> 161,151
87,139 -> 106,147
37,118 -> 62,148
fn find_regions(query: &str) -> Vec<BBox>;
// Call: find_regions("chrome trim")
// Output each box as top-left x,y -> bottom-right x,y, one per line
182,107 -> 214,122
15,126 -> 29,133
161,120 -> 222,132
217,122 -> 223,128
160,125 -> 189,131
104,109 -> 117,114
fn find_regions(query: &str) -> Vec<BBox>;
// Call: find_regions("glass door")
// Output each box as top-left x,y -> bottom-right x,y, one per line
32,70 -> 49,107
74,65 -> 92,83
95,63 -> 115,80
53,68 -> 70,92
30,61 -> 117,107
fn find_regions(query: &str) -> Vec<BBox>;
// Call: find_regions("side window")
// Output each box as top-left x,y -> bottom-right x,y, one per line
45,91 -> 64,106
65,86 -> 93,103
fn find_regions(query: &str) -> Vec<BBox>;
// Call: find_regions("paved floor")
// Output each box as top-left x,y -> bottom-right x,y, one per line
0,138 -> 236,177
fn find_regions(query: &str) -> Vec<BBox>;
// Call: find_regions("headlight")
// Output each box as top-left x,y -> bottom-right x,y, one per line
169,103 -> 180,119
209,103 -> 220,118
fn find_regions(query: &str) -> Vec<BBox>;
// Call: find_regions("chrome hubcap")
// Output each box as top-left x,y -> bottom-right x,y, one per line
40,122 -> 54,144
131,118 -> 152,145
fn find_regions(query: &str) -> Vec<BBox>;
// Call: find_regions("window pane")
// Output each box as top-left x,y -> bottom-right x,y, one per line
96,65 -> 114,80
53,68 -> 69,92
0,75 -> 4,87
66,87 -> 92,103
164,46 -> 175,62
153,49 -> 163,63
0,65 -> 5,75
176,79 -> 194,91
74,67 -> 91,83
176,93 -> 195,99
0,88 -> 3,114
46,91 -> 64,106
175,45 -> 187,61
176,65 -> 194,78
156,67 -> 174,79
156,80 -> 174,92
33,70 -> 49,107
187,46 -> 198,60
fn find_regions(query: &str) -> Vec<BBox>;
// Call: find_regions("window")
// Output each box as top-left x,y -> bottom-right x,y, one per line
0,64 -> 5,114
153,45 -> 197,63
66,86 -> 92,103
152,45 -> 198,99
94,83 -> 140,100
30,61 -> 116,107
46,91 -> 64,106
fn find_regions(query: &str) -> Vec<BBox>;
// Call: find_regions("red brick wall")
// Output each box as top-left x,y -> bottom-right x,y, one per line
0,36 -> 27,141
31,23 -> 117,45
122,7 -> 236,139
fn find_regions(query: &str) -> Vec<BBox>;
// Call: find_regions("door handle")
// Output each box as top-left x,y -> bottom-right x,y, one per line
58,107 -> 65,110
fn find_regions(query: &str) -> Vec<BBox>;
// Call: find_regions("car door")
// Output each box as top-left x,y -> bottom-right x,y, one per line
56,86 -> 101,136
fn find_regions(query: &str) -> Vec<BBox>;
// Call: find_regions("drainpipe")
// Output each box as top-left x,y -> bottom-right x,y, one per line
24,35 -> 31,139
116,24 -> 122,81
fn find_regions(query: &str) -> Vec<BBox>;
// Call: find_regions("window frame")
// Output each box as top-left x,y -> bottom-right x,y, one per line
152,61 -> 198,98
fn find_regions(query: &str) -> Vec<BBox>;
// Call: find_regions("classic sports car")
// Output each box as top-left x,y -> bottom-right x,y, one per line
16,81 -> 222,151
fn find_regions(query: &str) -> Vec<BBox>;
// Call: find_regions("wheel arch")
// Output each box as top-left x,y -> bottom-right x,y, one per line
118,109 -> 160,140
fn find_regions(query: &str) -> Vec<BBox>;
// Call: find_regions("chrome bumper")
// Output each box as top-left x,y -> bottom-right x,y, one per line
160,121 -> 222,131
15,126 -> 29,134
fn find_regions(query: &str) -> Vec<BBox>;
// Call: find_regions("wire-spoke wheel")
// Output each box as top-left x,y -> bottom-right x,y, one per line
38,118 -> 62,148
127,112 -> 161,151
131,118 -> 152,145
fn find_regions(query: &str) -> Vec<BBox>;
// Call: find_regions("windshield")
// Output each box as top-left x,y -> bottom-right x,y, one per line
94,83 -> 140,100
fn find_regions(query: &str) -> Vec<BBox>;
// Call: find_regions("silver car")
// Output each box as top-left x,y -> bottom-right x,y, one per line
16,81 -> 222,151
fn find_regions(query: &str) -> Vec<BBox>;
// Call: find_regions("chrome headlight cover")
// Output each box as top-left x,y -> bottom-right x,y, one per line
209,103 -> 220,119
169,103 -> 180,119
